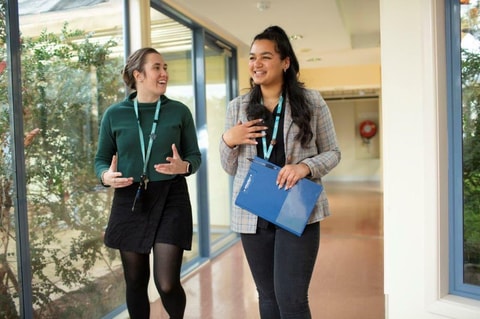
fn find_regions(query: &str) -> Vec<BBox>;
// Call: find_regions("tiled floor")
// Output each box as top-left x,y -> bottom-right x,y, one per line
150,181 -> 385,319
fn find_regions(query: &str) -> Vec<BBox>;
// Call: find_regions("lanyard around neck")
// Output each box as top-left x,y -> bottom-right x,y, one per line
261,95 -> 284,160
134,98 -> 161,175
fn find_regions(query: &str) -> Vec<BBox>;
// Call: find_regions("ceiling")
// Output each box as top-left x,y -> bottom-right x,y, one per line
167,0 -> 381,69
17,0 -> 381,70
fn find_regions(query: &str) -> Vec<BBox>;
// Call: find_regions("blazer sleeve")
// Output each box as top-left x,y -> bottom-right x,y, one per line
219,96 -> 242,176
300,90 -> 341,178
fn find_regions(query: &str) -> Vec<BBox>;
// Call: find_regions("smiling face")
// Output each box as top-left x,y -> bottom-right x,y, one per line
249,39 -> 290,88
134,52 -> 168,102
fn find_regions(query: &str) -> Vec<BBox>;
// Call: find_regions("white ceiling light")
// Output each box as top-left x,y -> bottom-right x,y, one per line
257,0 -> 270,11
289,34 -> 303,41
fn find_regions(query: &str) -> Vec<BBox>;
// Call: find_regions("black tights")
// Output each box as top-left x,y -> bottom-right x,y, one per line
120,243 -> 186,319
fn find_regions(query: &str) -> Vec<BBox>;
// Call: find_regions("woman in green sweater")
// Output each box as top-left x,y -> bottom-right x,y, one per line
95,47 -> 201,319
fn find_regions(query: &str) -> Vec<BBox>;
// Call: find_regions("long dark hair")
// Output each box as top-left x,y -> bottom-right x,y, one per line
247,26 -> 313,147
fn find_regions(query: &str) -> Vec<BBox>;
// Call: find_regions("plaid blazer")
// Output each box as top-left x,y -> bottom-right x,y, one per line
220,89 -> 341,234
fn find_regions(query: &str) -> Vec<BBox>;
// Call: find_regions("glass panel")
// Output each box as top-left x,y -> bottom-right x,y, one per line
461,0 -> 480,286
15,0 -> 126,317
204,44 -> 236,249
0,2 -> 20,315
150,9 -> 199,264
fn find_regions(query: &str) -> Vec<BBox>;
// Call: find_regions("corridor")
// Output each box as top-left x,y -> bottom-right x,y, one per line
151,181 -> 384,319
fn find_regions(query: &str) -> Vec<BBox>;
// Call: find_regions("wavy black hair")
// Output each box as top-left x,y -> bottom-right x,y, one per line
247,25 -> 313,147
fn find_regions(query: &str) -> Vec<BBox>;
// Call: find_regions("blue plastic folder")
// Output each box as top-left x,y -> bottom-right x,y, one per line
235,156 -> 323,236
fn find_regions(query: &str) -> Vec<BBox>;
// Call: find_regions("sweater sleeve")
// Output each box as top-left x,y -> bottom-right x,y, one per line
179,106 -> 202,175
94,107 -> 117,182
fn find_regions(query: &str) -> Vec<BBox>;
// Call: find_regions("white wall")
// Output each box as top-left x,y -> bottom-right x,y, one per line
326,98 -> 381,182
382,0 -> 480,318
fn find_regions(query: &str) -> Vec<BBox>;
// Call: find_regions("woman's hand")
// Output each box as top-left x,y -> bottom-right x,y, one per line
102,155 -> 134,188
154,144 -> 190,175
276,163 -> 311,190
222,119 -> 268,148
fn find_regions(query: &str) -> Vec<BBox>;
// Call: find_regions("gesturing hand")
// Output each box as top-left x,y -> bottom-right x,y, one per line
154,144 -> 190,175
222,119 -> 268,148
102,155 -> 134,188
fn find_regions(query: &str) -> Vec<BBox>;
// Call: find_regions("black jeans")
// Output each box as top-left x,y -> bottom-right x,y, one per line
241,221 -> 320,319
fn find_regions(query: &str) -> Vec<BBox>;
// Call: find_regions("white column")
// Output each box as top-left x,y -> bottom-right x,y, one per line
128,0 -> 151,51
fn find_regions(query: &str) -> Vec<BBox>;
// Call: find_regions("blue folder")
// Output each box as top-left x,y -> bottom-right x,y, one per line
235,156 -> 323,236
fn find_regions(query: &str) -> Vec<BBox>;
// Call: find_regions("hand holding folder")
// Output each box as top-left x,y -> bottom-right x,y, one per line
235,156 -> 323,236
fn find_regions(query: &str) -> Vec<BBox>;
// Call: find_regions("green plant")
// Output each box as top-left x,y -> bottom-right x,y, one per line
0,4 -> 126,317
462,48 -> 480,269
462,4 -> 480,278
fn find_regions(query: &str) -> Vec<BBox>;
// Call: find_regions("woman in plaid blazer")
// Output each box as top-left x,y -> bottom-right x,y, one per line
220,26 -> 341,318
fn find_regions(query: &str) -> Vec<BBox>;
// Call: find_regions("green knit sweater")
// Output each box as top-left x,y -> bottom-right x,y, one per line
94,92 -> 201,183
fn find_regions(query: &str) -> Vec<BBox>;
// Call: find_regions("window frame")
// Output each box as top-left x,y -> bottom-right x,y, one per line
150,0 -> 239,265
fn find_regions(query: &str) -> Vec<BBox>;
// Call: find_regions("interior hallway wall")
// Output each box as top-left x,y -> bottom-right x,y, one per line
237,57 -> 383,182
327,98 -> 381,182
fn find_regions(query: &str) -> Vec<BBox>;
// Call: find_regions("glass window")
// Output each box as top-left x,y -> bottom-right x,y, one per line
461,0 -> 480,288
2,0 -> 239,316
450,0 -> 480,299
204,39 -> 237,251
0,4 -> 20,314
150,2 -> 239,264
2,0 -> 127,317
150,9 -> 200,264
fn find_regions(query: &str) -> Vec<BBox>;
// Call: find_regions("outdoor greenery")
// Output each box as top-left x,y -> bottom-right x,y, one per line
0,0 -> 128,317
462,2 -> 480,284
462,48 -> 480,266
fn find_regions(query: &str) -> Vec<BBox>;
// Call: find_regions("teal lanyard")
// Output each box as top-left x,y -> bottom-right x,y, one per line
134,98 -> 161,177
262,95 -> 284,160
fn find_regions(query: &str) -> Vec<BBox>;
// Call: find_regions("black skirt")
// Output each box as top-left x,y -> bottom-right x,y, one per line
104,175 -> 193,253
